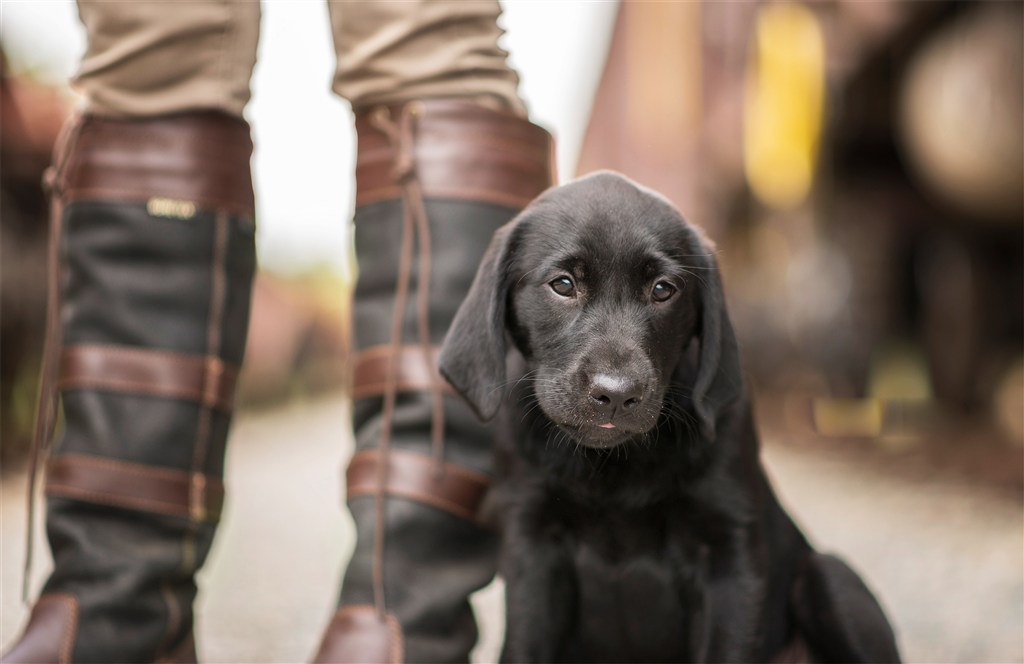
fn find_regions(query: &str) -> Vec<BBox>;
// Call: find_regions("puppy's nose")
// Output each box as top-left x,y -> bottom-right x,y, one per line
588,374 -> 643,416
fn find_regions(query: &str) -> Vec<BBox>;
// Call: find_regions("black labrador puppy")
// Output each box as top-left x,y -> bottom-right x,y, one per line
439,172 -> 900,663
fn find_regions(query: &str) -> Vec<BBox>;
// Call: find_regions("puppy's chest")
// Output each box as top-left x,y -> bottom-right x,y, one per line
564,507 -> 711,658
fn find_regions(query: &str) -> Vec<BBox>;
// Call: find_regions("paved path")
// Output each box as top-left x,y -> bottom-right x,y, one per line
2,395 -> 1021,662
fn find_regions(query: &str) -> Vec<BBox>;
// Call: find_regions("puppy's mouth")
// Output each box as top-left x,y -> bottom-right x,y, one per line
554,417 -> 657,449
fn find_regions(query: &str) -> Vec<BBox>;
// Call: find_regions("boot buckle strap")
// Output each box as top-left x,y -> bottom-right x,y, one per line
62,112 -> 256,218
189,474 -> 212,522
59,344 -> 239,411
45,454 -> 225,522
354,99 -> 555,209
351,344 -> 454,400
346,449 -> 490,523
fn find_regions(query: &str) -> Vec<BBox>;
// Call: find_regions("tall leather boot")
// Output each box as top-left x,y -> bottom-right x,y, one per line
2,112 -> 256,663
313,100 -> 553,663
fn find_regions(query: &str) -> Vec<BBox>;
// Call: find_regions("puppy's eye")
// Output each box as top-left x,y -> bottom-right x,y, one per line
652,281 -> 676,302
549,276 -> 577,297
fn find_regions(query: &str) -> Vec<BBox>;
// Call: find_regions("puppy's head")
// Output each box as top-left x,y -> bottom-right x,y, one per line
439,171 -> 741,448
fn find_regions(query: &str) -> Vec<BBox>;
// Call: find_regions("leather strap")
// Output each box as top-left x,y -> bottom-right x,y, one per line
361,103 -> 443,616
24,118 -> 78,601
347,449 -> 490,523
154,632 -> 198,664
352,100 -> 552,618
60,112 -> 255,217
312,606 -> 403,664
352,344 -> 454,400
1,593 -> 79,664
58,344 -> 239,412
769,633 -> 812,663
46,454 -> 225,522
355,98 -> 554,209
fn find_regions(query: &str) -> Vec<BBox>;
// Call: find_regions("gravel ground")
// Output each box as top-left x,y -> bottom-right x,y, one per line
2,394 -> 1021,663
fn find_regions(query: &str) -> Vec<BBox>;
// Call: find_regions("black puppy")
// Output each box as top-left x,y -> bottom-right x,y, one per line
439,172 -> 900,663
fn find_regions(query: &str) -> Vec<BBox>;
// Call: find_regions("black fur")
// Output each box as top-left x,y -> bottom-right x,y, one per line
439,172 -> 900,663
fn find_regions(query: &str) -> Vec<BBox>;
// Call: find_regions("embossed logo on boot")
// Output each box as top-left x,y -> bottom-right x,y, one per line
147,198 -> 197,220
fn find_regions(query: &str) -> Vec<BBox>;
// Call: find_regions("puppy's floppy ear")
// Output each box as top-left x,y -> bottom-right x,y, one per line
689,243 -> 743,441
439,223 -> 517,421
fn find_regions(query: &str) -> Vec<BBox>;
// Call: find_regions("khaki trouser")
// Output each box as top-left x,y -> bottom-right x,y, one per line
74,0 -> 525,118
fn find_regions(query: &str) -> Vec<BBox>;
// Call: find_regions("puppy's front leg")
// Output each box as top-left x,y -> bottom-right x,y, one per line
500,524 -> 576,663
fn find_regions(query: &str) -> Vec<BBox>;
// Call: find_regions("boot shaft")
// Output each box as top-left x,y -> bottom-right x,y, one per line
5,112 -> 257,664
316,100 -> 553,663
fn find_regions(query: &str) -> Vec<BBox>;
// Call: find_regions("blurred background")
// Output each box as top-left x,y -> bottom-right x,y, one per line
1,1 -> 1021,662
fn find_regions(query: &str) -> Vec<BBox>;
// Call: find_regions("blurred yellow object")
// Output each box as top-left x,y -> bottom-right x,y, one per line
744,3 -> 824,210
813,398 -> 884,438
813,345 -> 934,440
869,343 -> 933,401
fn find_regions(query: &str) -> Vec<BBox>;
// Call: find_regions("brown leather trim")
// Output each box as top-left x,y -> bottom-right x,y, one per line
59,112 -> 255,217
45,454 -> 224,522
769,633 -> 812,663
352,344 -> 455,400
355,99 -> 554,208
346,449 -> 490,522
155,631 -> 198,664
2,593 -> 79,664
58,344 -> 239,412
312,605 -> 403,664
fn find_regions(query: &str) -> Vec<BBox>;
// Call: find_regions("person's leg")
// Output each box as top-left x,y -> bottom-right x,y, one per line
74,1 -> 258,119
2,3 -> 260,662
314,3 -> 554,662
328,0 -> 526,114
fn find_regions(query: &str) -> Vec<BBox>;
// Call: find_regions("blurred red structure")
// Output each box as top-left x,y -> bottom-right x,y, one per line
1,49 -> 68,464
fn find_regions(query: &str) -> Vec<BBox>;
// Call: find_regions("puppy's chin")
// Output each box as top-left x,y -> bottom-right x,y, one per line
559,423 -> 634,449
540,403 -> 657,449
